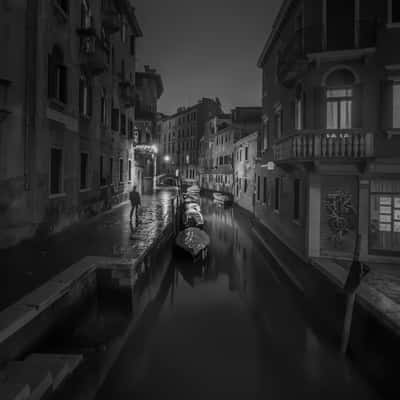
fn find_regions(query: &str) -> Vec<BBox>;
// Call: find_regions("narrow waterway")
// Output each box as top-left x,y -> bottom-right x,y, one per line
96,197 -> 380,400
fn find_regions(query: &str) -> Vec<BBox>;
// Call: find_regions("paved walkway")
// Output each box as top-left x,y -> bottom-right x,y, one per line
314,258 -> 400,335
0,189 -> 177,313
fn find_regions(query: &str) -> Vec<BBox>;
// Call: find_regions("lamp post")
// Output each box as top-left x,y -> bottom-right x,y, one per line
152,145 -> 158,190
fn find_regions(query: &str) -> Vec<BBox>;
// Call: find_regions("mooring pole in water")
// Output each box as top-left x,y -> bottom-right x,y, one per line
341,233 -> 370,355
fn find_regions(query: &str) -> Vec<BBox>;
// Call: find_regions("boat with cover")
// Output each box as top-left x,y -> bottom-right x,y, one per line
183,209 -> 204,228
175,227 -> 210,259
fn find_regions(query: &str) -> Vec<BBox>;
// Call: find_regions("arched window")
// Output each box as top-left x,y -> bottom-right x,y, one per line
48,45 -> 67,103
324,68 -> 356,129
100,88 -> 107,124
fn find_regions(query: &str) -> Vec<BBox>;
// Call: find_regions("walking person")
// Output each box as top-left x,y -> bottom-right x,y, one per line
129,185 -> 141,226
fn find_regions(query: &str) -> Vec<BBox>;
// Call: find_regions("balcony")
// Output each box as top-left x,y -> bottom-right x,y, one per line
277,21 -> 378,87
273,129 -> 374,165
119,80 -> 135,107
79,35 -> 108,76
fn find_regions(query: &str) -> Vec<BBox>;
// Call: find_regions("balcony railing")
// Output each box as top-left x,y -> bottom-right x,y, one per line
277,20 -> 378,87
273,129 -> 374,163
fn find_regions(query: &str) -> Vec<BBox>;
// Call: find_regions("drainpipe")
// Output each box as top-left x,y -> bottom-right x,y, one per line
23,0 -> 38,191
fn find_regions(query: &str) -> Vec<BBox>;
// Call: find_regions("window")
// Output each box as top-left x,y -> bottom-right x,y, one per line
245,146 -> 249,161
48,46 -> 67,103
99,155 -> 105,186
100,88 -> 107,124
120,113 -> 126,135
326,88 -> 353,129
119,159 -> 124,183
121,20 -> 127,42
79,76 -> 92,117
257,176 -> 260,201
244,179 -> 248,193
128,119 -> 134,139
295,85 -> 304,130
111,107 -> 120,131
389,0 -> 400,24
80,153 -> 89,190
293,179 -> 300,220
121,59 -> 125,80
128,160 -> 132,182
239,149 -> 242,161
50,148 -> 63,195
263,118 -> 269,151
274,107 -> 283,138
130,35 -> 135,55
263,177 -> 267,203
274,178 -> 280,211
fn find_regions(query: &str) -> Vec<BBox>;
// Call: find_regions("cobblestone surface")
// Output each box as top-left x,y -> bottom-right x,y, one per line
0,189 -> 177,312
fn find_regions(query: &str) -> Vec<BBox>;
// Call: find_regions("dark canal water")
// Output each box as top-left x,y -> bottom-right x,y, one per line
96,197 -> 380,400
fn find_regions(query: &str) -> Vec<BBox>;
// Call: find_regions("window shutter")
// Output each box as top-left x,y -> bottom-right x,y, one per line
313,87 -> 326,128
48,55 -> 56,99
381,80 -> 394,130
59,66 -> 67,104
352,84 -> 363,128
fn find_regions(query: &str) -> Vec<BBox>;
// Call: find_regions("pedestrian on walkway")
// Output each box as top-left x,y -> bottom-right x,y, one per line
129,185 -> 141,225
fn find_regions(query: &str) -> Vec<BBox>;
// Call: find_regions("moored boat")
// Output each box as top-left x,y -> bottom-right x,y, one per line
175,227 -> 210,260
213,192 -> 232,205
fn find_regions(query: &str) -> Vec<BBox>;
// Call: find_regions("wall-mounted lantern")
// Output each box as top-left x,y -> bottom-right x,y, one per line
0,78 -> 11,123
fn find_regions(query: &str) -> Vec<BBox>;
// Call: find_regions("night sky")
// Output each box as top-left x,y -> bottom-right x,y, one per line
134,0 -> 282,115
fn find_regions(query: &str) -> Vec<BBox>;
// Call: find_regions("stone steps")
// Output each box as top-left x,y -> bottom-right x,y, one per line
0,353 -> 83,400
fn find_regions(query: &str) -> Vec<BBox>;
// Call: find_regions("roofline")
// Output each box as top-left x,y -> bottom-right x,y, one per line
257,0 -> 294,68
235,131 -> 259,146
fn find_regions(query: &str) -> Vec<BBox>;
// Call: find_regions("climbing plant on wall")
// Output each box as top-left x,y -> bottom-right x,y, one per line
324,190 -> 357,248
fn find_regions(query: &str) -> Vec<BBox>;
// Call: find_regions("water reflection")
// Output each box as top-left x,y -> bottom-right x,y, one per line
97,198 -> 380,400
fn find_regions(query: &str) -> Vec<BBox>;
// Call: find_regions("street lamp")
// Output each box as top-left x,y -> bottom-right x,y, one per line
164,155 -> 171,163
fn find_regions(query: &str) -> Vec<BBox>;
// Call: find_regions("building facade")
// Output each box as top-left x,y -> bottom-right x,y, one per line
135,65 -> 164,193
256,0 -> 400,260
201,107 -> 261,195
0,0 -> 142,248
159,98 -> 222,181
234,131 -> 258,213
199,113 -> 232,191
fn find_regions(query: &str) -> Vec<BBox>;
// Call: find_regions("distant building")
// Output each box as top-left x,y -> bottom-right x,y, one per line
202,107 -> 261,195
256,0 -> 400,260
159,98 -> 222,180
135,65 -> 164,193
199,113 -> 232,190
234,131 -> 258,213
0,0 -> 142,248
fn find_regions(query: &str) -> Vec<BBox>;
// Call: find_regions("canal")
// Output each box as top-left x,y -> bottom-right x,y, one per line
95,196 -> 380,400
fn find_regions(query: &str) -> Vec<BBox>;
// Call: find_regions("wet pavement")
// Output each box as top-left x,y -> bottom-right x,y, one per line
0,189 -> 177,312
96,198 -> 380,400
